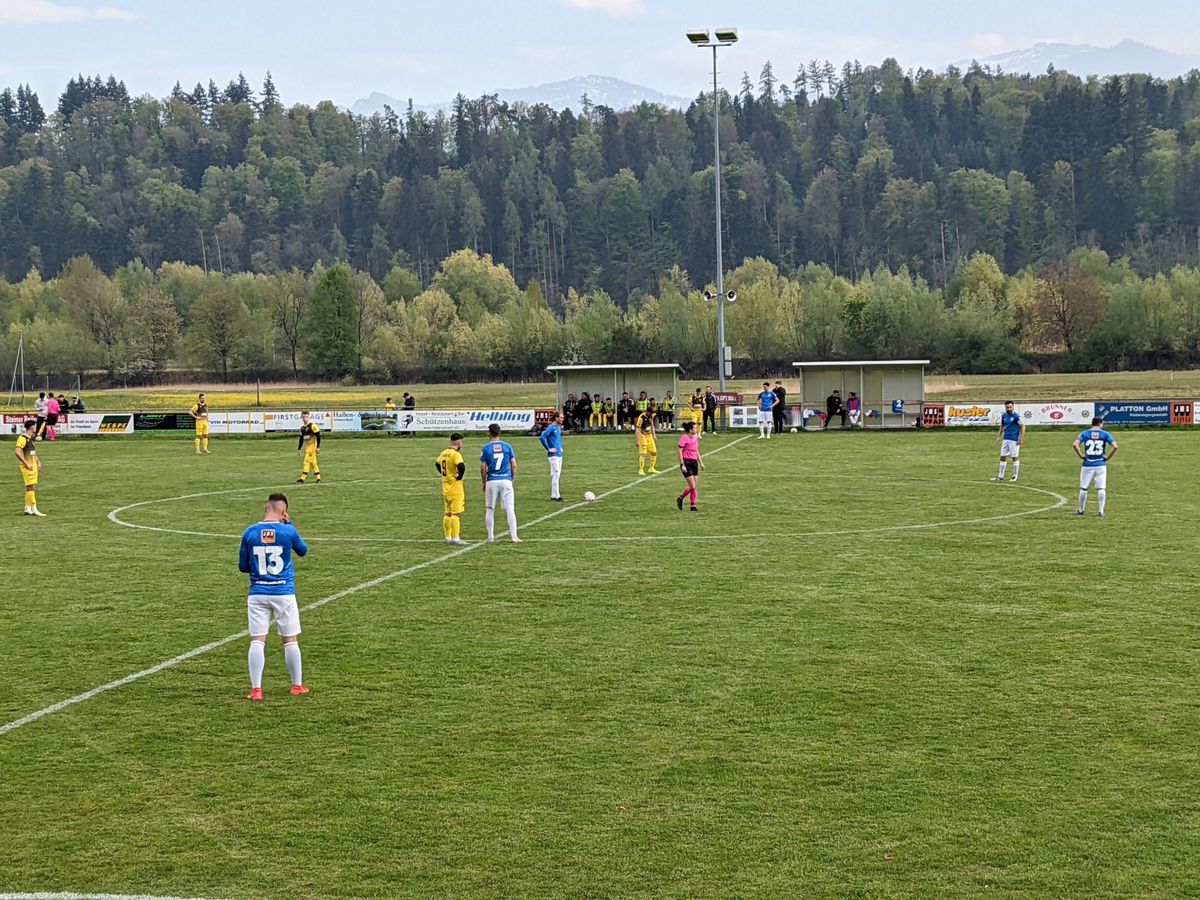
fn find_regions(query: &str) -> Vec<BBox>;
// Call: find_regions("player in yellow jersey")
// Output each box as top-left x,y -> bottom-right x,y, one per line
634,408 -> 659,475
190,392 -> 210,453
435,432 -> 468,545
296,411 -> 322,484
689,388 -> 705,435
15,420 -> 45,516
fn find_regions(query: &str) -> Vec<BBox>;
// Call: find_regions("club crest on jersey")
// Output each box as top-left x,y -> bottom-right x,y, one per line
261,529 -> 276,544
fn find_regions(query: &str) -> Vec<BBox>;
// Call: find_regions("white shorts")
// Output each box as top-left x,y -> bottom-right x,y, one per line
1001,440 -> 1021,458
758,411 -> 772,426
485,479 -> 515,510
848,410 -> 861,426
1080,467 -> 1107,490
248,593 -> 301,637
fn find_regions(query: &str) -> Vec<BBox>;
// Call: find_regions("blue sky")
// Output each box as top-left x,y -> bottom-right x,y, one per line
2,0 -> 1198,107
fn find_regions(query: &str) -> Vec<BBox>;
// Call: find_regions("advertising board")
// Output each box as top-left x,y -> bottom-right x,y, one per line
209,411 -> 266,434
1092,401 -> 1171,425
944,403 -> 1005,426
921,405 -> 945,427
133,413 -> 191,431
394,409 -> 536,433
1016,402 -> 1095,426
1169,400 -> 1193,425
263,411 -> 333,432
64,414 -> 134,435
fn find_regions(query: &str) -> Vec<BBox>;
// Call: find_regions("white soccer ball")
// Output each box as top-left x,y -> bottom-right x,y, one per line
790,427 -> 799,434
583,490 -> 597,502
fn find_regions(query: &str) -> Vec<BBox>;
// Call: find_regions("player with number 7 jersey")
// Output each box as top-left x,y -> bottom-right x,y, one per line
239,492 -> 309,700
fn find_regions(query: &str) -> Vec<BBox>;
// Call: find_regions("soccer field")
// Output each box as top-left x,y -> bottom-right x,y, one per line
1,429 -> 1195,898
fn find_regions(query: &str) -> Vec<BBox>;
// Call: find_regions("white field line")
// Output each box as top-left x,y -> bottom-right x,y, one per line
2,436 -> 750,738
0,893 -> 220,900
109,479 -> 1067,544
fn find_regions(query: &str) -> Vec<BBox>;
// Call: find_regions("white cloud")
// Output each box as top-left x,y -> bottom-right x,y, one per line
0,0 -> 139,23
554,0 -> 645,18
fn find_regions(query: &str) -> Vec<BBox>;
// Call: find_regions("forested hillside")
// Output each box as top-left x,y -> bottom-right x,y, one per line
2,61 -> 1200,381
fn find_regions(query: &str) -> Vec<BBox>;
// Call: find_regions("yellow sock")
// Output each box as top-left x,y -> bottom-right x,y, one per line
650,453 -> 657,469
451,516 -> 461,539
443,515 -> 453,538
202,438 -> 209,451
195,437 -> 200,451
25,489 -> 35,508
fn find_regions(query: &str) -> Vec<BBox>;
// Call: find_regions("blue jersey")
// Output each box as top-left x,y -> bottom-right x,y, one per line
758,390 -> 776,412
481,440 -> 516,480
1001,411 -> 1023,441
539,423 -> 563,457
239,521 -> 308,596
1077,428 -> 1115,467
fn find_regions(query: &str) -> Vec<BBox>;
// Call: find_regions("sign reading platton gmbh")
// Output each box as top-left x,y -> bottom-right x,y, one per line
1092,401 -> 1170,425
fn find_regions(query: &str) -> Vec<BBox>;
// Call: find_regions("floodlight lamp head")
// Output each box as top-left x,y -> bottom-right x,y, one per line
686,29 -> 711,45
714,27 -> 738,44
725,290 -> 737,302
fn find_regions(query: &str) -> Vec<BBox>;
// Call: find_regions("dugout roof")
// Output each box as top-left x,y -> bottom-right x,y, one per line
546,364 -> 681,408
793,360 -> 928,424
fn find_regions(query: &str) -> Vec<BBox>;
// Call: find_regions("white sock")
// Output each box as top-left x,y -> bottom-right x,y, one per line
1078,489 -> 1088,512
485,506 -> 495,540
506,504 -> 519,540
1012,461 -> 1019,479
284,642 -> 302,685
998,461 -> 1007,478
248,641 -> 265,689
1097,489 -> 1106,515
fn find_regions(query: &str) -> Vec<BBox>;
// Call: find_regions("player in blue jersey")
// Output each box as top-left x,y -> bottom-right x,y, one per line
239,492 -> 309,700
1072,416 -> 1118,517
756,382 -> 779,439
539,411 -> 565,502
996,400 -> 1026,482
480,422 -> 521,542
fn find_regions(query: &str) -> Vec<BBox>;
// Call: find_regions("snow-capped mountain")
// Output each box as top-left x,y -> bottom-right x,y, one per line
956,40 -> 1200,79
349,75 -> 690,117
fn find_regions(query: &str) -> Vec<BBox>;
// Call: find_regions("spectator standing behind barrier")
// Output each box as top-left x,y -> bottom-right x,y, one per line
403,392 -> 416,410
71,395 -> 86,413
703,386 -> 717,434
385,397 -> 396,411
823,390 -> 846,429
772,380 -> 787,434
847,392 -> 863,428
617,392 -> 635,431
33,392 -> 47,441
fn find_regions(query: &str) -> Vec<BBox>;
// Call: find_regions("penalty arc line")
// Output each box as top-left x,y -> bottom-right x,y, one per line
1,435 -> 750,739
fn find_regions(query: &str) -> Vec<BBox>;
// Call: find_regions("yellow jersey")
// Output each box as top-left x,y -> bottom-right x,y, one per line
15,434 -> 37,469
436,448 -> 465,490
299,422 -> 320,450
190,402 -> 207,419
637,412 -> 655,435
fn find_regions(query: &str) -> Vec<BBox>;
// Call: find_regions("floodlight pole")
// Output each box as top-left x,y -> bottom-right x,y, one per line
689,30 -> 736,391
711,43 -> 727,392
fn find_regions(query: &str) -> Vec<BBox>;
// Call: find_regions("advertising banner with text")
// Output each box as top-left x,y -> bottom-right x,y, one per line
1092,401 -> 1171,425
944,403 -> 1005,426
1016,402 -> 1095,426
394,409 -> 536,433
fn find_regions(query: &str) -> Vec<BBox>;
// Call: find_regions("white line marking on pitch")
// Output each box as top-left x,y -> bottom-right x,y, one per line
0,893 -> 221,900
2,436 -> 750,738
108,478 -> 1066,544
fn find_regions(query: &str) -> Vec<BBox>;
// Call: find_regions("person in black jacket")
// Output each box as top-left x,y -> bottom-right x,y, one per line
772,380 -> 787,434
823,390 -> 846,429
575,392 -> 593,431
563,394 -> 577,431
702,386 -> 717,434
616,392 -> 635,431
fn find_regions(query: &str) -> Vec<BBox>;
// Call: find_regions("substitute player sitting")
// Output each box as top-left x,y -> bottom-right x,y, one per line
996,400 -> 1026,482
239,492 -> 309,700
296,411 -> 322,484
635,407 -> 659,475
435,432 -> 468,544
15,420 -> 45,516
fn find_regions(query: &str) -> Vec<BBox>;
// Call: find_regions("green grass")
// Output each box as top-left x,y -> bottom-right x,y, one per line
1,429 -> 1197,898
19,369 -> 1200,414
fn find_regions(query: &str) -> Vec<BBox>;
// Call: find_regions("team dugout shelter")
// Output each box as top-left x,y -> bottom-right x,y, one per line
793,360 -> 929,428
546,364 -> 682,410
